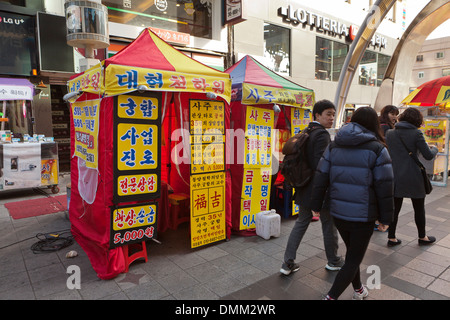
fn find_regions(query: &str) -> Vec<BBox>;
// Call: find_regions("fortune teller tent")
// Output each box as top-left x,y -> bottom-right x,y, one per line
67,28 -> 231,279
225,55 -> 315,234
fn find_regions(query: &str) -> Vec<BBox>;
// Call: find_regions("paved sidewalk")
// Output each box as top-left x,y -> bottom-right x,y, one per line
0,174 -> 449,300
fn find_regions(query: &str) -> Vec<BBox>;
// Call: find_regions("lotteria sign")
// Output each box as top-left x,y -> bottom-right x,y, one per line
279,5 -> 386,48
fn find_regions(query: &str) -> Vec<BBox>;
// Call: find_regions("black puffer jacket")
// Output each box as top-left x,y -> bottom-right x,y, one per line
293,121 -> 330,209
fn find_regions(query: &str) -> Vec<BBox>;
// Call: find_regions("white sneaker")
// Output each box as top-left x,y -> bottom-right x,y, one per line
352,286 -> 369,300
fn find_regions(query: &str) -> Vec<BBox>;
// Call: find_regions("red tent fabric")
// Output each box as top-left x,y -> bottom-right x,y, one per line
68,29 -> 232,279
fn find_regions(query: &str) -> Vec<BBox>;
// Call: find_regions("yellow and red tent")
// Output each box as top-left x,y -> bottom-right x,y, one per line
68,28 -> 231,102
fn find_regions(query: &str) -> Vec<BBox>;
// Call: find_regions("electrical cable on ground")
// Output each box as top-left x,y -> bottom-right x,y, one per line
30,230 -> 74,254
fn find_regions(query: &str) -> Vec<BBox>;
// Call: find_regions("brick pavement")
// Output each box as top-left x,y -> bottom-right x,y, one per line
0,174 -> 449,300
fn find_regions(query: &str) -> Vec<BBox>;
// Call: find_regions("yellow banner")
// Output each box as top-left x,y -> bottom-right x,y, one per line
117,95 -> 159,120
238,105 -> 274,229
110,203 -> 158,247
421,119 -> 447,153
190,172 -> 226,248
291,107 -> 312,135
242,83 -> 314,108
105,64 -> 231,102
112,203 -> 157,231
41,159 -> 58,186
68,63 -> 103,95
240,168 -> 272,229
116,173 -> 158,197
116,123 -> 159,171
244,106 -> 274,168
72,99 -> 101,169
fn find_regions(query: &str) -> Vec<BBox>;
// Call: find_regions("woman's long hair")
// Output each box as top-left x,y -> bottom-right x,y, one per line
379,105 -> 399,129
351,107 -> 386,146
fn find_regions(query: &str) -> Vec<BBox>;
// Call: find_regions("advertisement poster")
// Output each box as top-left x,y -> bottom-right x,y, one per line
71,98 -> 101,169
421,119 -> 447,153
110,202 -> 158,248
239,106 -> 274,229
189,99 -> 226,248
113,92 -> 161,204
291,107 -> 311,135
41,159 -> 58,186
290,107 -> 312,216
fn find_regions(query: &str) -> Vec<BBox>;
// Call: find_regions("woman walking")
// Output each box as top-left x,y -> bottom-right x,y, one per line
385,107 -> 438,247
311,107 -> 394,300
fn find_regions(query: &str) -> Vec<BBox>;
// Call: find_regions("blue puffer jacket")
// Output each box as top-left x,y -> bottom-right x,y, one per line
310,122 -> 394,225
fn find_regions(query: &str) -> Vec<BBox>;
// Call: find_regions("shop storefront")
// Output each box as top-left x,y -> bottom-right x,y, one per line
232,1 -> 399,113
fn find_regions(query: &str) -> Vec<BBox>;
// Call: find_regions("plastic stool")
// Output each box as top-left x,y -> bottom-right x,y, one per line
168,193 -> 190,228
275,185 -> 293,218
122,241 -> 148,273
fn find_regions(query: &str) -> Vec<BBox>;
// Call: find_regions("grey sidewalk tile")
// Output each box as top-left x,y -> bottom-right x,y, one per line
392,266 -> 435,288
156,269 -> 199,294
172,284 -> 219,300
367,284 -> 415,300
427,278 -> 450,298
124,280 -> 170,300
78,278 -> 122,300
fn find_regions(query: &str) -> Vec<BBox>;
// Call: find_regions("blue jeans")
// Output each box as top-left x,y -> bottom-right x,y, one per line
282,205 -> 340,268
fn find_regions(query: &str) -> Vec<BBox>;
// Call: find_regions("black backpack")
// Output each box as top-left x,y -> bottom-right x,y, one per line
280,126 -> 318,188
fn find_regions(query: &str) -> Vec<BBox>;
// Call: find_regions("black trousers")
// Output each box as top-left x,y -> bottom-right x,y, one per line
328,218 -> 374,299
388,197 -> 426,239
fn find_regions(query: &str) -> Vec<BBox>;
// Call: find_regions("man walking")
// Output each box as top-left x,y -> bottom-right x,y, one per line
280,100 -> 343,275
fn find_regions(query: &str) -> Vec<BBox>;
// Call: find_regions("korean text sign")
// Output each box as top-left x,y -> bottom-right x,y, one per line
239,106 -> 274,229
113,93 -> 162,204
189,99 -> 226,248
71,99 -> 101,169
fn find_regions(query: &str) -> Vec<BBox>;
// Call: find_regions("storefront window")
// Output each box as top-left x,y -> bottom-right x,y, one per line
0,11 -> 37,76
359,51 -> 391,87
263,23 -> 290,76
315,37 -> 348,81
376,53 -> 390,86
1,0 -> 25,6
104,0 -> 213,39
0,100 -> 33,137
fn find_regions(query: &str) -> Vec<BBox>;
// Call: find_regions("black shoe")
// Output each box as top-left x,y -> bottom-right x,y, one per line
387,239 -> 402,247
418,236 -> 436,245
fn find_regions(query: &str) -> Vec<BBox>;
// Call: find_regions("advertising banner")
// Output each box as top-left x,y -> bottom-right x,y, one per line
189,99 -> 226,248
113,92 -> 161,204
110,202 -> 158,248
239,106 -> 274,229
71,98 -> 101,169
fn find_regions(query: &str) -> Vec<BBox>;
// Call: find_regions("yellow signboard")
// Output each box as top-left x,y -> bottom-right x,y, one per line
244,106 -> 274,168
113,92 -> 161,205
240,168 -> 272,229
117,95 -> 159,121
116,173 -> 158,197
242,83 -> 314,108
189,99 -> 226,248
239,106 -> 274,229
190,172 -> 226,248
116,123 -> 159,171
110,203 -> 158,248
71,98 -> 101,169
105,64 -> 231,103
291,107 -> 312,135
421,119 -> 447,153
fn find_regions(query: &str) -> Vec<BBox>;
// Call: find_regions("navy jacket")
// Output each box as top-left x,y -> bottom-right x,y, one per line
310,122 -> 394,225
